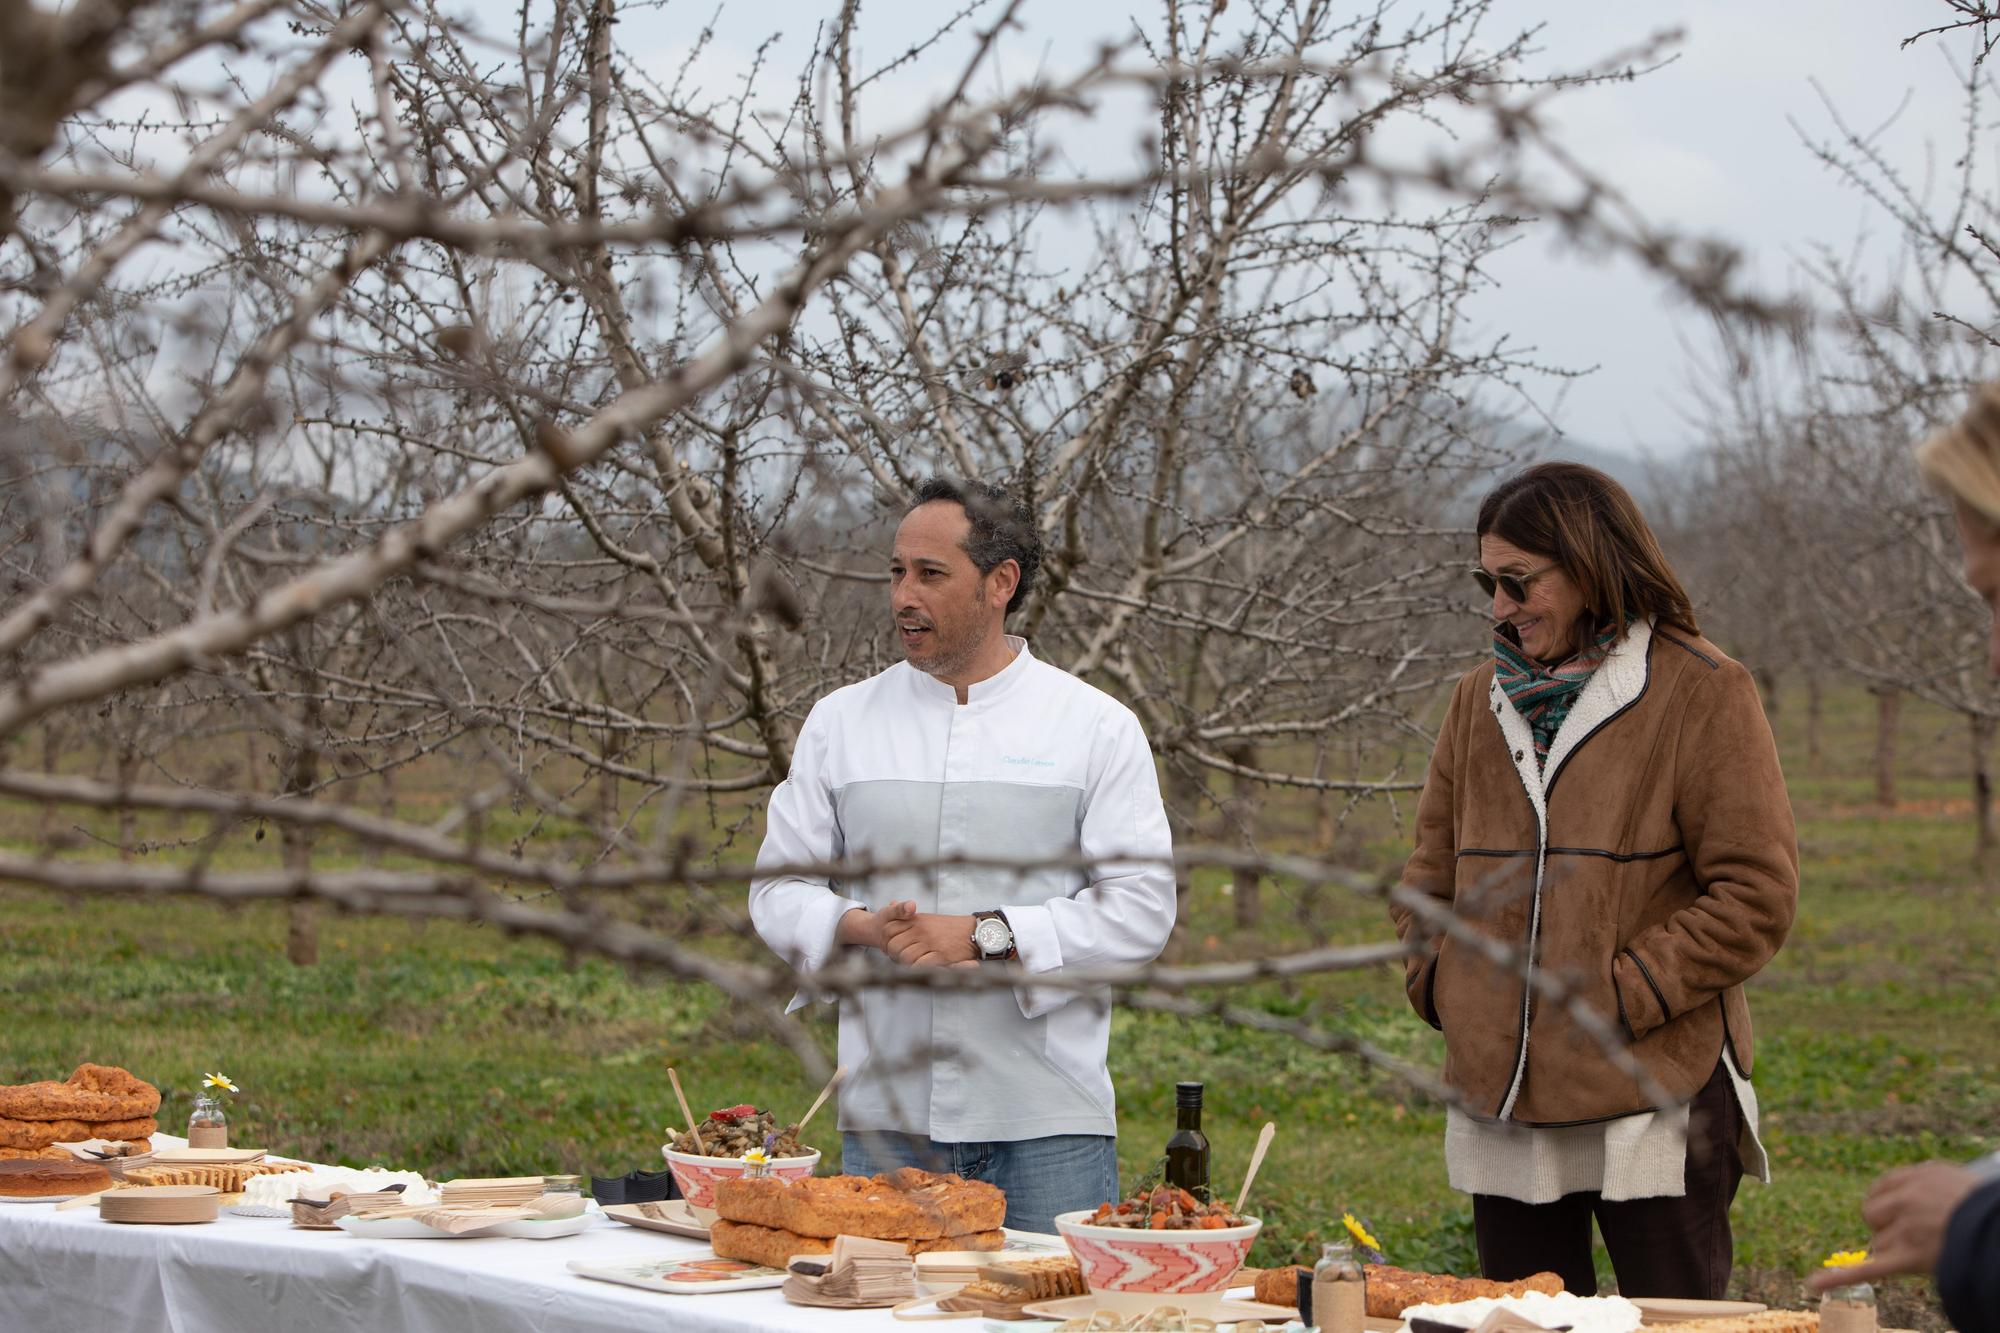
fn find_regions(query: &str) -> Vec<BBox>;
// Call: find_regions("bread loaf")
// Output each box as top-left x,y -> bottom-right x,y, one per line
0,1158 -> 111,1197
1669,1313 -> 1818,1333
1253,1265 -> 1310,1306
710,1220 -> 1004,1269
1251,1263 -> 1565,1314
0,1066 -> 161,1123
0,1116 -> 157,1149
713,1168 -> 1005,1240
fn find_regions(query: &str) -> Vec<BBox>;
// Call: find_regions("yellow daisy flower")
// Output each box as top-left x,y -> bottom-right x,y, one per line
202,1072 -> 239,1093
1822,1250 -> 1868,1269
1342,1212 -> 1381,1253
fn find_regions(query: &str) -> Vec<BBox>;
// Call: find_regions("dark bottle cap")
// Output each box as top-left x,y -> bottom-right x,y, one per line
1176,1081 -> 1204,1107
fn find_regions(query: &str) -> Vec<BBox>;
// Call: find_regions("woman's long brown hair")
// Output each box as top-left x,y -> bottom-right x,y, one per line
1476,462 -> 1699,642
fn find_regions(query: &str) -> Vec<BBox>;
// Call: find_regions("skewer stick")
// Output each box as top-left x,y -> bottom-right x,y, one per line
794,1066 -> 847,1138
667,1066 -> 704,1155
1233,1122 -> 1277,1216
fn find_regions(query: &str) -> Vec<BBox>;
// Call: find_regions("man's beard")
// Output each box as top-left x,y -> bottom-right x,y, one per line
908,628 -> 980,680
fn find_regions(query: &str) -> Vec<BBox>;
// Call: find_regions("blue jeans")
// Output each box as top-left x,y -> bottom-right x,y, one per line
841,1130 -> 1119,1236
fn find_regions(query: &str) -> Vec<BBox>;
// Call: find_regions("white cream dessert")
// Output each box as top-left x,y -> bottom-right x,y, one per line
1400,1292 -> 1645,1333
240,1167 -> 434,1209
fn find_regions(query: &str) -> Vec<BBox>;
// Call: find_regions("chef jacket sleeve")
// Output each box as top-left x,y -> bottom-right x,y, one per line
1003,704 -> 1176,1020
748,702 -> 866,1013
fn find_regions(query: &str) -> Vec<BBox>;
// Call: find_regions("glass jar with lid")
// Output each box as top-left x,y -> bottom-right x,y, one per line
542,1174 -> 583,1197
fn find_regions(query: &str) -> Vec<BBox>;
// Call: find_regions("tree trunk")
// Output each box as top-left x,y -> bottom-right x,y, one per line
1755,665 -> 1780,718
1228,744 -> 1261,929
372,765 -> 395,864
284,637 -> 324,966
38,722 -> 61,841
599,726 -> 619,832
1973,712 -> 1996,865
1163,757 -> 1202,958
1314,789 -> 1337,856
1806,673 -> 1825,775
1873,687 -> 1900,810
116,743 -> 138,860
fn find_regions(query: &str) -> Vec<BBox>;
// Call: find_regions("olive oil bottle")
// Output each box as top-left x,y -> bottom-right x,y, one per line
1163,1081 -> 1211,1199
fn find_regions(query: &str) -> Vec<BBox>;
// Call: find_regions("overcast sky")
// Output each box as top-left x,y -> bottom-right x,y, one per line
623,0 -> 1982,460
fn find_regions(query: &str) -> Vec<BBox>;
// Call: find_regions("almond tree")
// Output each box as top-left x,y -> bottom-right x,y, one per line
0,0 -> 1781,1090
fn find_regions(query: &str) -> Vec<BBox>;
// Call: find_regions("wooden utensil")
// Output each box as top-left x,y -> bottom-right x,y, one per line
667,1066 -> 704,1154
1233,1121 -> 1277,1215
794,1066 -> 847,1138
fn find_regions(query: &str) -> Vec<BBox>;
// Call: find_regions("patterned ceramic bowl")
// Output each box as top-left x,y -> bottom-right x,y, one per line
1053,1209 -> 1263,1316
660,1147 -> 820,1224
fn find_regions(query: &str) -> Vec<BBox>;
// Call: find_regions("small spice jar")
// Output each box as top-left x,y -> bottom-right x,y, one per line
1312,1241 -> 1366,1333
1820,1277 -> 1877,1333
543,1174 -> 583,1198
187,1091 -> 228,1149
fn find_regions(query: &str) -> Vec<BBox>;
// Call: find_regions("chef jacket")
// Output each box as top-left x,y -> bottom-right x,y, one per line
749,638 -> 1176,1142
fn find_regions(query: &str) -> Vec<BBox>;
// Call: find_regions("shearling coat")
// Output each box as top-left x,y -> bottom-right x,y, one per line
1390,617 -> 1798,1126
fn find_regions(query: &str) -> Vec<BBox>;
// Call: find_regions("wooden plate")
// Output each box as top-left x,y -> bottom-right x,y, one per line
602,1200 -> 709,1239
1634,1299 -> 1769,1324
1022,1295 -> 1298,1321
101,1184 -> 221,1224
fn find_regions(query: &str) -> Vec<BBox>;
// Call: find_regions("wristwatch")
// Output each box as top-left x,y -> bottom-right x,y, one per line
970,910 -> 1017,962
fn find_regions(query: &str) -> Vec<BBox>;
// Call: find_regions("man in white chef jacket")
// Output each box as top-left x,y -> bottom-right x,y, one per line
748,477 -> 1176,1235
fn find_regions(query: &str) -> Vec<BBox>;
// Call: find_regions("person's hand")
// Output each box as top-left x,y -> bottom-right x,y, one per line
1804,1161 -> 1983,1290
836,900 -> 917,952
880,911 -> 978,968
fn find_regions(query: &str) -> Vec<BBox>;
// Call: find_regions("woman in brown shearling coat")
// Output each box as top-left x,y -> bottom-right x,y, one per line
1390,463 -> 1798,1299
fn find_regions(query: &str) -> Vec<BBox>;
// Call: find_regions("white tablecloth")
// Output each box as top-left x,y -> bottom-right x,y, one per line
0,1145 -> 994,1332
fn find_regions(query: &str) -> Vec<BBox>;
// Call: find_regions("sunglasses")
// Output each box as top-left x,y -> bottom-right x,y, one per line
1469,562 -> 1558,603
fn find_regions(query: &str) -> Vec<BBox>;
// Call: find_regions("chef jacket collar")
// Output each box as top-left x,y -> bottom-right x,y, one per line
907,634 -> 1034,704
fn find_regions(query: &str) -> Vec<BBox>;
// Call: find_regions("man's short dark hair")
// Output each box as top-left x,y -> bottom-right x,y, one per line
909,476 -> 1043,616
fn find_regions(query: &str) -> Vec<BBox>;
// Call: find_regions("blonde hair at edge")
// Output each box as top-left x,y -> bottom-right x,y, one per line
1917,383 -> 2000,532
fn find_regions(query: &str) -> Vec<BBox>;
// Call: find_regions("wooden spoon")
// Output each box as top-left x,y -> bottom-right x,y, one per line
667,1066 -> 705,1155
793,1066 -> 847,1140
1233,1122 -> 1277,1216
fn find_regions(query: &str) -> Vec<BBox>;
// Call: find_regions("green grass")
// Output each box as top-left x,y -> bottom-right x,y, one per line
2,681 -> 1996,1329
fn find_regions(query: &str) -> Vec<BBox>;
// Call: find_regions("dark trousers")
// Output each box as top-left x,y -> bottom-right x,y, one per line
1472,1060 -> 1745,1298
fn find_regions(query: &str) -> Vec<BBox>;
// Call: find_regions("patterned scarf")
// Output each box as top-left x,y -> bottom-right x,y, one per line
1493,620 -> 1623,765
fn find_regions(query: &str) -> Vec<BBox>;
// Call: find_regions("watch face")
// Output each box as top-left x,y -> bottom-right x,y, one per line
973,918 -> 1012,954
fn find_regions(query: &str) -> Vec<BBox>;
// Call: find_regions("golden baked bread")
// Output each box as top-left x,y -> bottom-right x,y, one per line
1364,1265 -> 1564,1316
0,1065 -> 161,1122
938,1262 -> 1088,1316
1669,1314 -> 1817,1333
0,1158 -> 111,1197
1250,1264 -> 1565,1314
0,1137 -> 153,1162
984,1256 -> 1088,1299
0,1145 -> 76,1161
711,1219 -> 1003,1269
1253,1265 -> 1310,1306
714,1168 -> 1006,1240
0,1115 -> 157,1149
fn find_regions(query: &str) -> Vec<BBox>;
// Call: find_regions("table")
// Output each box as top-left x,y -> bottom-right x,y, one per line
0,1148 -> 967,1332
